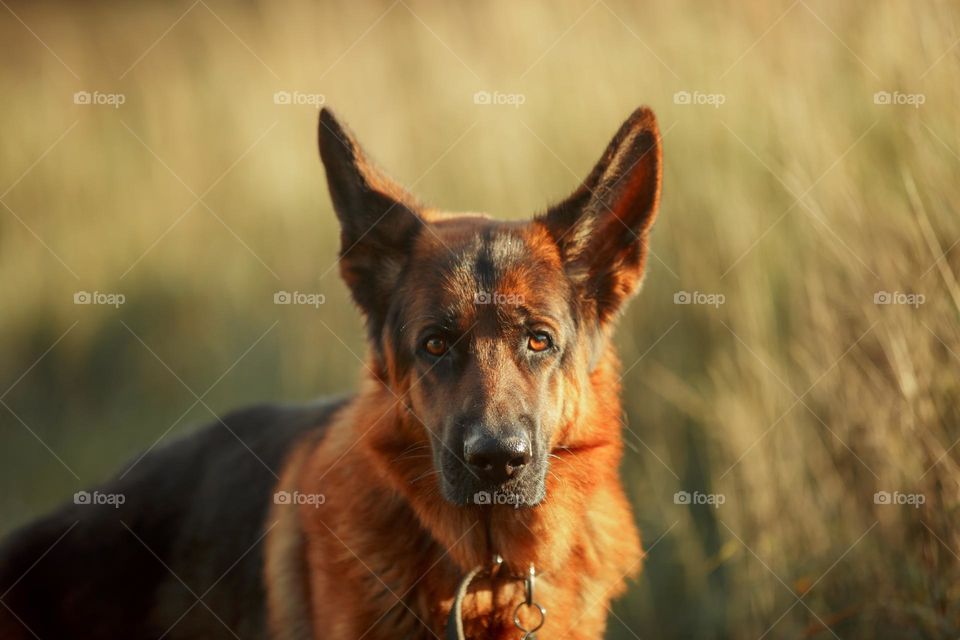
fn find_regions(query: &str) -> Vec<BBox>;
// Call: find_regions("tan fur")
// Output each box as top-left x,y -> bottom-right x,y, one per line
265,105 -> 661,639
264,348 -> 641,639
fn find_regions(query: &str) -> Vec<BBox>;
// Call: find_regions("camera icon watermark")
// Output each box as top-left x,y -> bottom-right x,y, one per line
873,291 -> 924,308
673,90 -> 725,109
873,91 -> 925,109
674,490 -> 725,508
274,291 -> 326,308
273,490 -> 326,508
471,490 -> 528,509
74,291 -> 125,308
273,90 -> 325,109
873,490 -> 925,508
474,291 -> 524,306
473,90 -> 526,108
73,490 -> 126,509
73,90 -> 126,109
674,290 -> 725,308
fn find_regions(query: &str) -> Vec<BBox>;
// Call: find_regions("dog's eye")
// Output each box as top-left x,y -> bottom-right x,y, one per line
527,332 -> 553,352
424,336 -> 448,357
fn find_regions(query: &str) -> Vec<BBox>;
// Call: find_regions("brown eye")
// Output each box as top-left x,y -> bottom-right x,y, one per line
424,336 -> 448,357
527,332 -> 552,352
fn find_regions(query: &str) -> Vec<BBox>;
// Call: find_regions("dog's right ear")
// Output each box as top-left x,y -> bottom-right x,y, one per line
318,108 -> 424,340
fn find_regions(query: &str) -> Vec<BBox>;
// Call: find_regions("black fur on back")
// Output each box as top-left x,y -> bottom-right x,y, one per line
0,398 -> 346,640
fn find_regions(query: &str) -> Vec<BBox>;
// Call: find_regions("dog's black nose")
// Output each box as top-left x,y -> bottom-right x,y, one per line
463,433 -> 531,484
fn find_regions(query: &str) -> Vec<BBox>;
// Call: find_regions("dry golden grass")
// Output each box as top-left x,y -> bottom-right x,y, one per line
1,1 -> 958,637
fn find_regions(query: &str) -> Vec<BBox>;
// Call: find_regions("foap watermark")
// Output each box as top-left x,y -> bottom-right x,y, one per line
873,91 -> 925,109
273,90 -> 325,108
74,291 -> 125,308
674,490 -> 725,508
74,490 -> 125,509
673,90 -> 725,109
473,90 -> 526,108
274,291 -> 326,308
674,290 -> 725,308
874,291 -> 925,308
73,90 -> 126,108
474,291 -> 524,306
472,490 -> 532,509
874,490 -> 925,509
274,490 -> 326,508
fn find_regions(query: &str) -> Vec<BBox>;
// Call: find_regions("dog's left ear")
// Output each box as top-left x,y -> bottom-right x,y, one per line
540,106 -> 662,325
318,108 -> 424,342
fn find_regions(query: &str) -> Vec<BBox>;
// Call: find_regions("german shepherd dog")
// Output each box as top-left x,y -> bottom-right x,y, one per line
0,105 -> 662,639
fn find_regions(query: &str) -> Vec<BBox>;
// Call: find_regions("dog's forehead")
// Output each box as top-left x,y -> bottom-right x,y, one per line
404,217 -> 569,323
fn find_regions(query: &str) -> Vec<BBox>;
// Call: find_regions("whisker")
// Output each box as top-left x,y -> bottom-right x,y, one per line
398,442 -> 431,455
399,315 -> 441,334
409,469 -> 441,484
393,454 -> 432,464
391,445 -> 432,463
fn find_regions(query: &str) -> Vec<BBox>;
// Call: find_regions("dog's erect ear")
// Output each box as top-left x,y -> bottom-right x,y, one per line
318,108 -> 424,340
540,106 -> 662,325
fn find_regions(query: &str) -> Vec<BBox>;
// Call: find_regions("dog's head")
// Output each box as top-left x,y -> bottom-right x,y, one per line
318,107 -> 661,507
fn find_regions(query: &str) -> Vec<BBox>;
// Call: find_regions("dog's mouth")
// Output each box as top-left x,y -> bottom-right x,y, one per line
437,454 -> 548,508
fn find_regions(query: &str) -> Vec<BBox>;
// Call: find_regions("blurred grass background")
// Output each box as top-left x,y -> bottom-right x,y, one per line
2,1 -> 959,637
